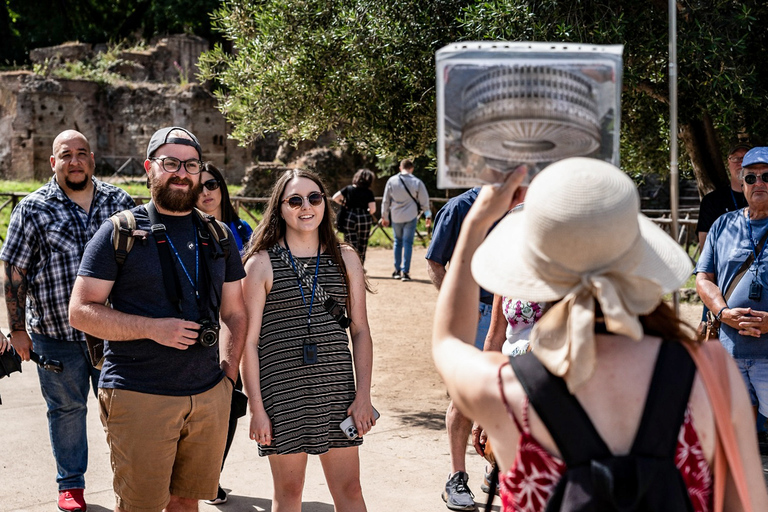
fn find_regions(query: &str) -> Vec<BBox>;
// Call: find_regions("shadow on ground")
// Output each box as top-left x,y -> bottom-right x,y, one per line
395,410 -> 445,430
221,494 -> 334,512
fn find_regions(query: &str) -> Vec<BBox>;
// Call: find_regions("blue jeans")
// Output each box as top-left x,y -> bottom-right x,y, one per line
392,217 -> 418,273
31,333 -> 100,490
475,303 -> 493,349
735,357 -> 768,418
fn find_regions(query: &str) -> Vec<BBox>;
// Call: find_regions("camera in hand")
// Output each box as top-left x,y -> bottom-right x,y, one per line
197,319 -> 220,347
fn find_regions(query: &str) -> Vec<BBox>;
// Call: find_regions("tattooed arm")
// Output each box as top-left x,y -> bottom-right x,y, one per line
4,263 -> 32,360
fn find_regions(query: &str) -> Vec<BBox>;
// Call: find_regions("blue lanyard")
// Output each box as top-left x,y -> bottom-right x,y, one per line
745,209 -> 767,274
164,225 -> 199,298
285,239 -> 320,333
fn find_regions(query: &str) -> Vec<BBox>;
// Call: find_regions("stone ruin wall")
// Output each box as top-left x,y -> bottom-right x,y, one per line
0,36 -> 279,186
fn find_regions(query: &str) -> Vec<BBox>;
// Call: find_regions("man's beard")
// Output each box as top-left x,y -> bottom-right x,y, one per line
65,175 -> 89,191
151,173 -> 202,213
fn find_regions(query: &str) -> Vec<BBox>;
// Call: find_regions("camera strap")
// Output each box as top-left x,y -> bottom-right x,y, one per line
271,244 -> 352,329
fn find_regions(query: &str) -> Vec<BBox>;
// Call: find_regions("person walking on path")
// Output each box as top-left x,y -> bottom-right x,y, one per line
333,169 -> 377,265
240,168 -> 375,511
381,159 -> 431,281
0,129 -> 134,512
69,127 -> 247,512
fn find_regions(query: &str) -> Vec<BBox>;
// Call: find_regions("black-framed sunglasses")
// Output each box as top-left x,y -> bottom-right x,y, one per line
202,179 -> 220,191
282,192 -> 325,209
743,172 -> 768,185
150,156 -> 202,175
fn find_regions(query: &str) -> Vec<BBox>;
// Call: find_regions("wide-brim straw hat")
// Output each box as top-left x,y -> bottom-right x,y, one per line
472,157 -> 692,390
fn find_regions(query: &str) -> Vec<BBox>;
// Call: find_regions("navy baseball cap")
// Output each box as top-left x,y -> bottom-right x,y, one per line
146,127 -> 202,160
742,147 -> 768,168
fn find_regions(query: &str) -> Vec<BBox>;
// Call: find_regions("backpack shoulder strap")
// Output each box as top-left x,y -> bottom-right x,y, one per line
509,352 -> 611,466
194,208 -> 230,259
110,210 -> 149,266
631,340 -> 696,457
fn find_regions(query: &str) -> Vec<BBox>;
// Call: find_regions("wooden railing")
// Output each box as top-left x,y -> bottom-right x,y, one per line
0,191 -> 697,252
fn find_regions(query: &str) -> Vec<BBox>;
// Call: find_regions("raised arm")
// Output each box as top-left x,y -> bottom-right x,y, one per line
432,170 -> 525,423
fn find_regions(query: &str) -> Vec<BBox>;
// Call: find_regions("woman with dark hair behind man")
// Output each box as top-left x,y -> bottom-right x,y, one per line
433,159 -> 768,511
197,162 -> 253,254
241,168 -> 375,510
196,162 -> 254,504
332,169 -> 376,264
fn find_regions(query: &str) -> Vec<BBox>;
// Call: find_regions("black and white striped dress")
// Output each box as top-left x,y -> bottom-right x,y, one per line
257,247 -> 362,456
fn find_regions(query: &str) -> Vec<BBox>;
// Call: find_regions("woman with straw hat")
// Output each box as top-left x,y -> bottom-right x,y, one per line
432,158 -> 768,511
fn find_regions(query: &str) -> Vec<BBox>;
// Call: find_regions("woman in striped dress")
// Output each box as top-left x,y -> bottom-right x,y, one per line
241,168 -> 375,511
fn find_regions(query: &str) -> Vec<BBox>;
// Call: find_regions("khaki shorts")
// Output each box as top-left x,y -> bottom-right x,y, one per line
98,378 -> 232,512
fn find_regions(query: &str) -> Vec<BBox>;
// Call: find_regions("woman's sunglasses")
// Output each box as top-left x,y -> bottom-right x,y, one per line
743,173 -> 768,185
202,179 -> 221,191
282,191 -> 325,209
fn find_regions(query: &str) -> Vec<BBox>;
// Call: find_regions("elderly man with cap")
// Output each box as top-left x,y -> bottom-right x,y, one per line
697,146 -> 768,442
1,129 -> 134,512
69,127 -> 247,512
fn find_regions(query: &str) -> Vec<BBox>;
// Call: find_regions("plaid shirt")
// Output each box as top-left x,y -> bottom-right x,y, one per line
0,177 -> 134,341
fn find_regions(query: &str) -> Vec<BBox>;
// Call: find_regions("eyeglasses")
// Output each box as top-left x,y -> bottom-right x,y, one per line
202,179 -> 220,191
150,156 -> 202,175
743,172 -> 768,185
282,192 -> 325,209
728,156 -> 744,163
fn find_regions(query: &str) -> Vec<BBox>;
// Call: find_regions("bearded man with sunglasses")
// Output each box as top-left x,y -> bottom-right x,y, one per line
697,146 -> 768,443
69,127 -> 247,512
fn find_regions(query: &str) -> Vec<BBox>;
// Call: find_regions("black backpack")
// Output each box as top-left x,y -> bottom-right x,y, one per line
505,340 -> 697,512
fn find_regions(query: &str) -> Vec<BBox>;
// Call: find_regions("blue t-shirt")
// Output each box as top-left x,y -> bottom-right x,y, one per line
426,188 -> 493,304
697,209 -> 768,358
228,218 -> 253,253
78,205 -> 247,395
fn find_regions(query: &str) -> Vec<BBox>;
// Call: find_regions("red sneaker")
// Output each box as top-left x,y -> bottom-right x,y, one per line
58,489 -> 86,512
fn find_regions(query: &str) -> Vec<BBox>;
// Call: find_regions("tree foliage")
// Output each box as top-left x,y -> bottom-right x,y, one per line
0,0 -> 221,67
200,0 -> 768,183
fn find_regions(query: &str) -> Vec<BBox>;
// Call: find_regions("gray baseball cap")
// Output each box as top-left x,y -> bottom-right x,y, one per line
146,126 -> 202,160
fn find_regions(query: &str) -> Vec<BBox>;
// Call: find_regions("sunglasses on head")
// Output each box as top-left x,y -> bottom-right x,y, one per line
202,179 -> 220,191
743,173 -> 768,185
282,191 -> 325,209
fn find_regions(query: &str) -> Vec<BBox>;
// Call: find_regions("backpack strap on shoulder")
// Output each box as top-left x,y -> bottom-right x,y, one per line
510,352 -> 611,466
110,210 -> 149,266
631,340 -> 696,457
194,208 -> 230,259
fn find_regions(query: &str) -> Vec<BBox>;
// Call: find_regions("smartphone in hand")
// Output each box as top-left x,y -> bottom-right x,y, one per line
340,407 -> 380,440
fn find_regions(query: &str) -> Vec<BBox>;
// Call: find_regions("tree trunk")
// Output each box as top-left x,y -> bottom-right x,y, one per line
680,113 -> 728,198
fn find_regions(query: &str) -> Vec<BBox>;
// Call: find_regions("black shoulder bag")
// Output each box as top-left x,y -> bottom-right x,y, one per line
398,175 -> 423,216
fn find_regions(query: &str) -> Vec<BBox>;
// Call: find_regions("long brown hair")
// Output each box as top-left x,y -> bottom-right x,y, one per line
244,168 -> 351,293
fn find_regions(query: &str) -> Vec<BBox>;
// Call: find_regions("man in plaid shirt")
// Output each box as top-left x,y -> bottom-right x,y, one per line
1,130 -> 134,512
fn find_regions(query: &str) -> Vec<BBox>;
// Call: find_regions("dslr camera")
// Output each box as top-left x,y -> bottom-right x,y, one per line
197,319 -> 220,347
